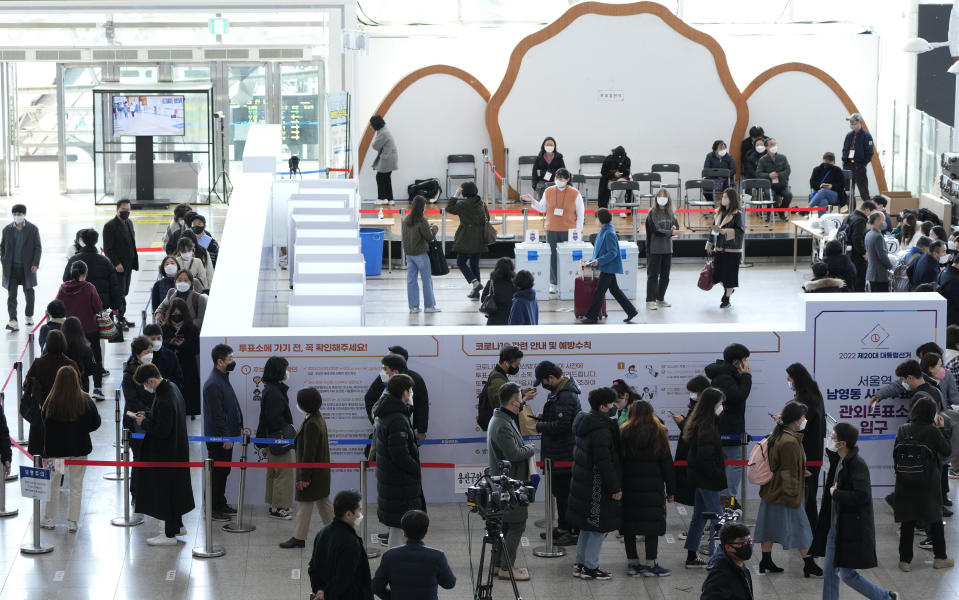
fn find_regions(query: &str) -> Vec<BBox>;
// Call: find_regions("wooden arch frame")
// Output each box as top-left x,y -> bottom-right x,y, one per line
356,65 -> 491,176
484,0 -> 749,198
735,62 -> 888,193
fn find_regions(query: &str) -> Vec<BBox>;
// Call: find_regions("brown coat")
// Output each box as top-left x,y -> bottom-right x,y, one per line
759,429 -> 805,508
294,412 -> 331,502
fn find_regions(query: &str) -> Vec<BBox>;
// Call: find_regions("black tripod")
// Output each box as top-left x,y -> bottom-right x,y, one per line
211,113 -> 233,204
474,516 -> 523,600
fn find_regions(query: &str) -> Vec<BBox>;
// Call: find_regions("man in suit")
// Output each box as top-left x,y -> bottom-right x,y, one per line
865,212 -> 893,292
0,204 -> 41,332
103,199 -> 138,330
371,509 -> 456,599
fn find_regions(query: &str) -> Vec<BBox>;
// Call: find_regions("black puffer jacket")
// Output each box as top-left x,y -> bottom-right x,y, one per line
685,419 -> 728,492
63,246 -> 122,311
535,377 -> 582,463
42,400 -> 101,458
256,381 -> 293,437
620,431 -> 676,536
893,420 -> 950,524
704,360 -> 752,445
566,410 -> 622,533
373,391 -> 424,528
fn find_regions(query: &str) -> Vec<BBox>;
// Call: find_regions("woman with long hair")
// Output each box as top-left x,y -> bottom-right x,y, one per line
611,378 -> 641,426
160,298 -> 201,417
55,259 -> 104,400
754,401 -> 820,577
705,188 -> 745,308
400,194 -> 439,313
786,363 -> 826,530
256,356 -> 296,520
899,213 -> 918,249
22,331 -> 79,457
681,387 -> 728,568
481,257 -> 518,325
619,401 -> 675,576
152,256 -> 179,312
60,316 -> 97,394
531,136 -> 566,200
645,188 -> 680,310
40,365 -> 101,532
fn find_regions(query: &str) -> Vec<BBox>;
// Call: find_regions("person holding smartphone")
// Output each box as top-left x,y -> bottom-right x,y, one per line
704,343 -> 752,507
807,152 -> 846,211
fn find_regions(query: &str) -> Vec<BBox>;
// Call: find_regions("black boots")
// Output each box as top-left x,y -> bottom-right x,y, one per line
758,551 -> 783,573
803,555 -> 823,577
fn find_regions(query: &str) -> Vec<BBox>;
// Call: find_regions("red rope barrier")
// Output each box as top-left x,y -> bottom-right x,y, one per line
11,438 -> 31,460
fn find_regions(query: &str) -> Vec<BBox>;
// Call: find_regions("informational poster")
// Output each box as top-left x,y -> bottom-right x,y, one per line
326,91 -> 350,177
20,466 -> 51,501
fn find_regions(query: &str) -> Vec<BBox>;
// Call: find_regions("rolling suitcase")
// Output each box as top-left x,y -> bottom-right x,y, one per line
574,266 -> 606,319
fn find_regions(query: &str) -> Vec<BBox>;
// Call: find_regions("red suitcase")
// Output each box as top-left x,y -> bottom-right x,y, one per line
574,273 -> 606,319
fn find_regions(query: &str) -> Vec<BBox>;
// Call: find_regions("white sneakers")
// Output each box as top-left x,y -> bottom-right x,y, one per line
373,199 -> 396,205
646,302 -> 658,310
147,534 -> 179,546
5,320 -> 17,332
424,307 -> 441,313
67,520 -> 78,533
409,308 -> 420,314
178,526 -> 188,536
549,284 -> 558,295
657,300 -> 671,308
24,317 -> 33,326
39,518 -> 55,530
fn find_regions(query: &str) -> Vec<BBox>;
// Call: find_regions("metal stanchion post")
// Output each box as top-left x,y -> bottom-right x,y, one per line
0,458 -> 18,517
497,147 -> 512,239
398,208 -> 408,270
359,460 -> 380,559
522,208 -> 529,235
141,309 -> 147,328
1,393 -> 17,482
193,458 -> 225,558
440,208 -> 447,247
739,434 -> 750,522
15,362 -> 25,444
533,459 -> 565,558
223,432 -> 255,533
20,455 -> 53,554
104,390 -> 123,481
481,148 -> 489,205
27,333 -> 34,366
112,429 -> 143,527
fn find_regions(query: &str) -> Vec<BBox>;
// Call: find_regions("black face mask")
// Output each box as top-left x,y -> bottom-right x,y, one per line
118,210 -> 130,220
731,541 -> 753,561
192,226 -> 205,235
225,361 -> 236,372
170,314 -> 183,324
541,382 -> 553,392
506,365 -> 519,375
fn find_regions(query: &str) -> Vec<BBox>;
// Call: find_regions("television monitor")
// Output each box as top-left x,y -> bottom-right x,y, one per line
113,95 -> 185,136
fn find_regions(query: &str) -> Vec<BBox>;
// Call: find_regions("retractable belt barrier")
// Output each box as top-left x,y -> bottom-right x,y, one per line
359,207 -> 828,216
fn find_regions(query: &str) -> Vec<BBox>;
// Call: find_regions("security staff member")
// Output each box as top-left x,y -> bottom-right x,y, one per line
841,113 -> 874,206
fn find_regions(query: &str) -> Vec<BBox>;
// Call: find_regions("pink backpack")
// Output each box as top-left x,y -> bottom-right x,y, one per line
747,437 -> 773,485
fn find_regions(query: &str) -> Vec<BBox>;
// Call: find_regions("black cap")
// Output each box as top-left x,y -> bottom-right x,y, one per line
534,361 -> 560,386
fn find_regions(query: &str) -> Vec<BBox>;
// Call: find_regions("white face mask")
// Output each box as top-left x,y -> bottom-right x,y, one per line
721,199 -> 730,208
544,145 -> 555,153
13,215 -> 24,225
717,149 -> 728,157
140,352 -> 153,365
408,390 -> 414,404
689,392 -> 698,401
755,145 -> 765,154
143,383 -> 156,394
714,404 -> 724,417
379,369 -> 389,384
768,145 -> 778,154
180,252 -> 193,261
949,241 -> 957,251
555,180 -> 568,190
177,219 -> 185,226
798,419 -> 807,431
900,379 -> 910,391
353,512 -> 364,529
940,254 -> 951,265
656,197 -> 668,207
151,339 -> 162,352
787,380 -> 795,392
825,434 -> 838,454
175,281 -> 191,293
164,264 -> 178,276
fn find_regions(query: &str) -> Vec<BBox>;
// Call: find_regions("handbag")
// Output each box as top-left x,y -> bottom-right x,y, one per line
484,222 -> 498,246
97,312 -> 118,339
698,260 -> 716,291
428,236 -> 450,276
479,279 -> 498,317
255,423 -> 296,456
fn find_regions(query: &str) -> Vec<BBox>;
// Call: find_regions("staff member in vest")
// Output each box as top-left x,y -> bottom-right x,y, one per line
842,114 -> 874,203
580,208 -> 638,324
1,204 -> 41,332
370,115 -> 398,205
521,168 -> 585,296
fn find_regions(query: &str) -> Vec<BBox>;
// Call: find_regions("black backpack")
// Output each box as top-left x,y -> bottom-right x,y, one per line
918,208 -> 942,226
476,371 -> 506,431
893,432 -> 936,487
407,178 -> 442,202
836,216 -> 852,253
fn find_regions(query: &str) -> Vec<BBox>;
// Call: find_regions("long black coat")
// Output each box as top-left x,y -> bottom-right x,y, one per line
536,377 -> 582,463
41,400 -> 101,458
309,519 -> 373,600
373,392 -> 423,528
704,361 -> 751,445
122,357 -> 154,434
22,354 -> 80,456
63,247 -> 122,311
103,215 -> 138,271
828,447 -> 878,569
673,412 -> 695,506
162,322 -> 200,416
809,449 -> 838,558
137,379 -> 195,521
619,436 -> 676,536
795,393 -> 825,464
894,421 -> 951,523
685,420 -> 728,492
567,410 -> 622,533
446,195 -> 490,255
481,276 -> 517,326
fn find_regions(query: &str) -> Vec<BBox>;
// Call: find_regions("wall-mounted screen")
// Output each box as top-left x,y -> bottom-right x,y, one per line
112,95 -> 185,136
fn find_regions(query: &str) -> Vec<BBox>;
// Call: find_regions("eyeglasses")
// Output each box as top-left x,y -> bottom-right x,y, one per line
727,537 -> 752,548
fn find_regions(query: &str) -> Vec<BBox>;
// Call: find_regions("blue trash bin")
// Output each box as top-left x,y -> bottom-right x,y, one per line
359,228 -> 385,276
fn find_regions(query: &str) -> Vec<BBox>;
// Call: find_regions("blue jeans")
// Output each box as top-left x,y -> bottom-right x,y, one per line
684,488 -> 720,556
822,529 -> 890,600
575,530 -> 607,570
722,445 -> 742,499
406,253 -> 435,309
809,188 -> 838,208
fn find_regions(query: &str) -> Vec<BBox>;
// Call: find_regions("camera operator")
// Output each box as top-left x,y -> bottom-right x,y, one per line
700,523 -> 754,600
534,361 -> 582,546
486,382 -> 537,581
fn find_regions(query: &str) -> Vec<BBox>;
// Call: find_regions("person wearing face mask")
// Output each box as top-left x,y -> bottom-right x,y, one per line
756,137 -> 793,223
703,140 -> 737,203
567,387 -> 623,580
530,136 -> 566,200
645,191 -> 681,311
682,387 -> 727,568
162,299 -> 201,419
598,145 -> 632,210
874,195 -> 894,233
63,228 -> 122,341
363,350 -> 430,440
1,203 -> 41,332
179,228 -> 215,287
173,238 -> 209,292
132,363 -> 195,546
705,189 -> 745,308
202,344 -> 244,521
670,375 -> 712,531
373,374 -> 424,549
102,199 -> 138,330
699,523 -> 755,600
142,324 -> 183,389
753,401 -> 820,577
911,239 -> 947,289
308,489 -> 373,600
56,260 -> 105,398
481,257 -> 518,326
842,113 -> 875,204
741,127 -> 768,182
611,378 -> 641,427
580,208 -> 638,324
521,167 -> 585,295
479,346 -> 535,430
152,256 -> 179,312
486,382 -> 537,581
279,387 -> 333,549
256,356 -> 296,521
446,182 -> 491,299
154,270 -> 207,330
38,299 -> 66,351
807,152 -> 847,211
187,213 -> 219,267
122,336 -> 156,506
939,254 -> 959,326
162,203 -> 191,253
534,361 -> 583,546
786,363 -> 826,531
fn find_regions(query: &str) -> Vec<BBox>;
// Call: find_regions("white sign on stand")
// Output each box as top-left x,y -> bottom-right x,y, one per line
20,466 -> 51,501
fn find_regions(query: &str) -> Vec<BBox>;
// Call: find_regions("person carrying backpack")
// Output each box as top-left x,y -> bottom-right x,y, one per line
894,393 -> 954,570
476,345 -> 535,431
843,201 -> 876,292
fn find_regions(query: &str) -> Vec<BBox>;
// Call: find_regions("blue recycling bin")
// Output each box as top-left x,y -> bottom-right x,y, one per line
359,228 -> 385,276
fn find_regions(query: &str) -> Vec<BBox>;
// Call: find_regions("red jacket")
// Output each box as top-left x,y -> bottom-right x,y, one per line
56,280 -> 103,334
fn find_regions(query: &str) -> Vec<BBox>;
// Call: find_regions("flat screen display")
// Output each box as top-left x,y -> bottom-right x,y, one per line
112,95 -> 185,136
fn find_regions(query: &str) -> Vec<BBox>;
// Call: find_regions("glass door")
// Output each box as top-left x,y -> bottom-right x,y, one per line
59,65 -> 102,194
280,62 -> 323,174
227,64 -> 266,165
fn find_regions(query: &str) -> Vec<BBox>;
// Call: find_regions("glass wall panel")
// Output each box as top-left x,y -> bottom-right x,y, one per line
227,65 -> 266,163
280,63 -> 321,172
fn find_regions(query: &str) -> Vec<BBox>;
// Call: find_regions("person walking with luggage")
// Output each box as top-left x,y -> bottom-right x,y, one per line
894,394 -> 954,570
682,387 -> 727,568
401,195 -> 440,313
521,167 -> 584,296
705,189 -> 744,308
446,182 -> 490,300
645,189 -> 680,311
1,203 -> 41,332
580,208 -> 638,324
256,356 -> 295,521
370,115 -> 397,205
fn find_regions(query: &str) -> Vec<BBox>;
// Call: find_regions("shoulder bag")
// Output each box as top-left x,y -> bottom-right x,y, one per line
698,260 -> 715,291
479,279 -> 497,316
428,234 -> 450,276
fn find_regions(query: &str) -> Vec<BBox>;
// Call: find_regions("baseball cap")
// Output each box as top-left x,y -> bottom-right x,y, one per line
846,113 -> 863,122
534,361 -> 560,386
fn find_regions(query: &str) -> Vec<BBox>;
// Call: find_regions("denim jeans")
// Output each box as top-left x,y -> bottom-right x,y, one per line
684,488 -> 721,556
722,445 -> 743,499
808,188 -> 838,208
456,253 -> 480,284
546,230 -> 568,285
406,253 -> 435,309
823,529 -> 889,600
575,530 -> 607,569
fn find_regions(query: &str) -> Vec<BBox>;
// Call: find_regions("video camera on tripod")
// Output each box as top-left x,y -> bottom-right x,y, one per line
465,461 -> 535,520
703,506 -> 744,528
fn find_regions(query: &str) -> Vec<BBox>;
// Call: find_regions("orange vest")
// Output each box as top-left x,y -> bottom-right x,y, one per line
544,186 -> 577,232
